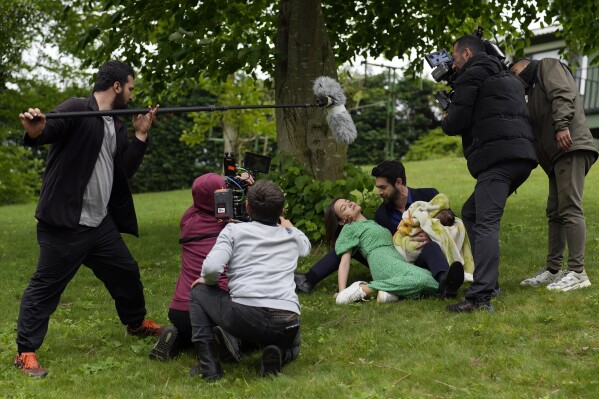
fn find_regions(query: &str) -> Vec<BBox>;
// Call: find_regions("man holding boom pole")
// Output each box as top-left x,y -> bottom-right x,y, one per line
15,60 -> 161,377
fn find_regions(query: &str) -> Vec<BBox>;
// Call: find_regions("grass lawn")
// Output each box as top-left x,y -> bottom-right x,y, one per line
1,157 -> 599,398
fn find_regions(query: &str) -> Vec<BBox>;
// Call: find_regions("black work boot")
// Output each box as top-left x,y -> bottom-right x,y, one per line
260,345 -> 283,377
189,342 -> 223,381
213,326 -> 241,363
447,297 -> 494,313
294,273 -> 315,293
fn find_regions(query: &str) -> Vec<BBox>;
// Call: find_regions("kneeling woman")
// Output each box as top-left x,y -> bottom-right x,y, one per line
325,198 -> 458,304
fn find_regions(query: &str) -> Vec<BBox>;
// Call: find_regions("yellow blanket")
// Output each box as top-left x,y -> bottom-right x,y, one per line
393,193 -> 474,277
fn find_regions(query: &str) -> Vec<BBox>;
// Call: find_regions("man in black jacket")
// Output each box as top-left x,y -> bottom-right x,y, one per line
16,60 -> 162,377
295,160 -> 464,299
442,35 -> 538,312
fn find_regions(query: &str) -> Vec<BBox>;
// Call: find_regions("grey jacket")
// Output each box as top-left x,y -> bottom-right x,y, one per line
527,58 -> 598,174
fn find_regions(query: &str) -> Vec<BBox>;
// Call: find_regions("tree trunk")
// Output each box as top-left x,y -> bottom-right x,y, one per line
222,121 -> 238,154
275,0 -> 346,180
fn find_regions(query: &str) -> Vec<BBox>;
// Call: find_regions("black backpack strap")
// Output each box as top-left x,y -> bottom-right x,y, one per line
179,232 -> 220,244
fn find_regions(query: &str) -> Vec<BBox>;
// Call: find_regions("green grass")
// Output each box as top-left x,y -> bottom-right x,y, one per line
1,157 -> 599,398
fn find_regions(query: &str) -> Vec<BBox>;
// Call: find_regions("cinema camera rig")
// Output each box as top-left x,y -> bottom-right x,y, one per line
424,27 -> 507,111
214,152 -> 272,222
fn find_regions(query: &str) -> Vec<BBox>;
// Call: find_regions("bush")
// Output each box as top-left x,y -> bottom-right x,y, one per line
403,127 -> 463,161
267,156 -> 379,242
0,140 -> 43,205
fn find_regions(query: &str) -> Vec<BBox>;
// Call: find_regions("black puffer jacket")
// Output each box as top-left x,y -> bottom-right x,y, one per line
442,52 -> 538,178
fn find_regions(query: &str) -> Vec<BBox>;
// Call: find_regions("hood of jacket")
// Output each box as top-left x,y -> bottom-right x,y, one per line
191,173 -> 226,214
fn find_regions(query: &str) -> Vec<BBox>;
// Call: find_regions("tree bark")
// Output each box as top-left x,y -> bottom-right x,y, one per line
275,0 -> 346,180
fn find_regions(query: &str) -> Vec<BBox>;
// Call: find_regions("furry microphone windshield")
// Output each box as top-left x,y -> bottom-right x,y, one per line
312,76 -> 358,145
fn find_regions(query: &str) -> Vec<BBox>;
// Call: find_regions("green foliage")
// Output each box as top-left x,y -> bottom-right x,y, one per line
180,73 -> 276,155
343,72 -> 441,165
50,1 -> 598,103
128,86 -> 227,193
403,127 -> 463,161
0,133 -> 43,205
266,156 -> 378,242
128,113 -> 224,194
0,79 -> 86,205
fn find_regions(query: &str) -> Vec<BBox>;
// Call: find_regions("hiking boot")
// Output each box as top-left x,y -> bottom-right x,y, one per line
336,281 -> 368,304
127,319 -> 164,337
294,272 -> 315,294
438,262 -> 465,299
190,342 -> 223,381
447,297 -> 494,313
213,326 -> 241,363
260,345 -> 282,377
149,326 -> 179,361
521,267 -> 562,287
377,290 -> 399,303
547,270 -> 591,292
14,352 -> 47,378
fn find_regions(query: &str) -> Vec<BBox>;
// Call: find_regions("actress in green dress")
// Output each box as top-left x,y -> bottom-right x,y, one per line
325,198 -> 440,304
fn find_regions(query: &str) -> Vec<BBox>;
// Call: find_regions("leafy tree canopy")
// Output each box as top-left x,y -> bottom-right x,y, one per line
54,0 -> 599,100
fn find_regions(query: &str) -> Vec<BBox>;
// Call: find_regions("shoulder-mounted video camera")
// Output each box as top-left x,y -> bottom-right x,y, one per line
425,27 -> 507,111
214,152 -> 272,222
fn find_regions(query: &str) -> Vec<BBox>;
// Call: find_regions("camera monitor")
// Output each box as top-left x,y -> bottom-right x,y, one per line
425,50 -> 453,68
243,152 -> 272,174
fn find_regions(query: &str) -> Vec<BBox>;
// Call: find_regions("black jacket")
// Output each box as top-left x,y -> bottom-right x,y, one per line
24,94 -> 148,236
442,52 -> 538,178
374,187 -> 439,233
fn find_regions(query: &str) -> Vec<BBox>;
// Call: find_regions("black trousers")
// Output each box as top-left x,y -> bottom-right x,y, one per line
16,216 -> 147,352
308,241 -> 449,282
189,284 -> 300,365
168,308 -> 194,350
462,160 -> 535,299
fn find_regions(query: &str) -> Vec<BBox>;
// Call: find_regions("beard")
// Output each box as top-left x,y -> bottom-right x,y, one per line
112,90 -> 129,110
382,186 -> 400,205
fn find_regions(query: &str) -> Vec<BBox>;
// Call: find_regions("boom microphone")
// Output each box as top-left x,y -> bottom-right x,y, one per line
312,76 -> 358,145
26,77 -> 358,145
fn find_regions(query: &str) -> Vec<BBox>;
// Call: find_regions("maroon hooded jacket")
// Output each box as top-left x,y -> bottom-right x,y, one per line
169,173 -> 229,312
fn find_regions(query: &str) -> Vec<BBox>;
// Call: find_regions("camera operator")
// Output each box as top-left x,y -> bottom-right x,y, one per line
441,34 -> 538,312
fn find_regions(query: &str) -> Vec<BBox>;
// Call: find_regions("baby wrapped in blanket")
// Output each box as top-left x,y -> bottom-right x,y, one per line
393,193 -> 474,280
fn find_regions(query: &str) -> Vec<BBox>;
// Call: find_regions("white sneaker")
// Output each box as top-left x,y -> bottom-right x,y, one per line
547,270 -> 591,292
521,267 -> 562,287
377,291 -> 399,303
336,281 -> 368,304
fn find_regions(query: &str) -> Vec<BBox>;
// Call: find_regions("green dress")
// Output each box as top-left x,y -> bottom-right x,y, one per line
335,220 -> 439,298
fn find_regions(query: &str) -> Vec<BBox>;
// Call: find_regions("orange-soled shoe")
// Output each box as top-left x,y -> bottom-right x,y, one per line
14,352 -> 48,378
127,319 -> 164,337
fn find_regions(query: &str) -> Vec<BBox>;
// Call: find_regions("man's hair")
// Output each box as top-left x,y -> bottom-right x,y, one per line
93,60 -> 135,92
247,180 -> 285,224
454,35 -> 485,54
371,160 -> 407,186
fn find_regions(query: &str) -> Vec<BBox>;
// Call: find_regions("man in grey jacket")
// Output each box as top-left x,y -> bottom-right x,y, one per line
511,58 -> 598,291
